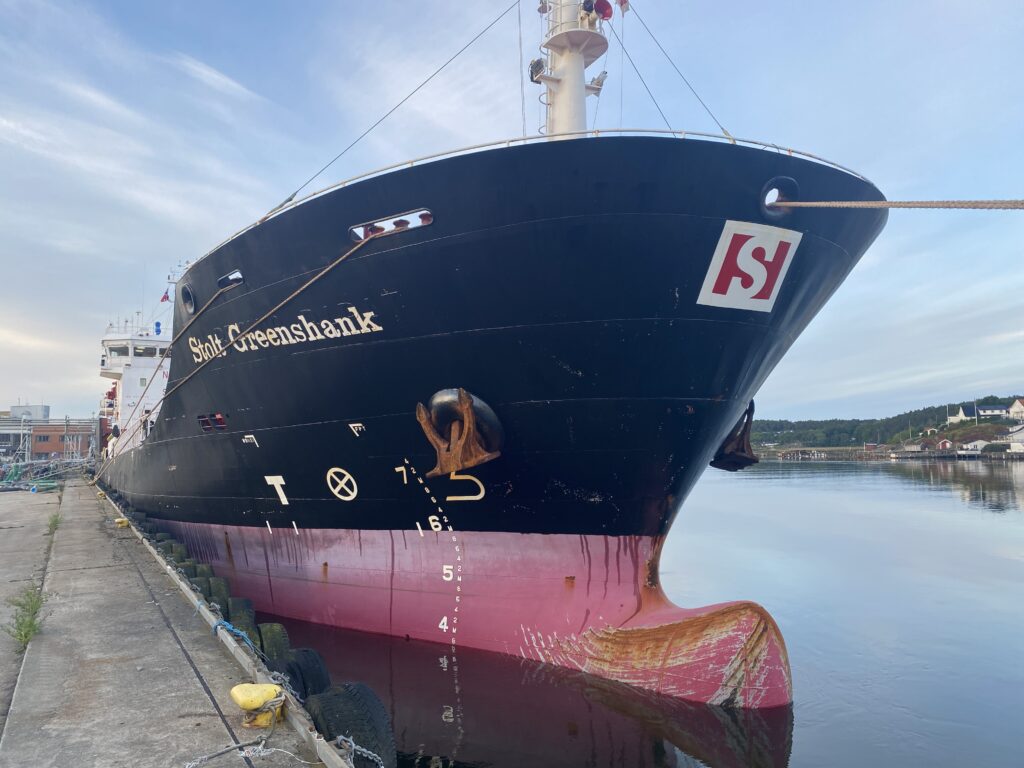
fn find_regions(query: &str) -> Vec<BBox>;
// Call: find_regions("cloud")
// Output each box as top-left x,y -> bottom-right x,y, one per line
0,326 -> 65,352
1,0 -> 1022,420
168,53 -> 260,101
52,78 -> 145,124
982,329 -> 1024,346
306,1 -> 528,181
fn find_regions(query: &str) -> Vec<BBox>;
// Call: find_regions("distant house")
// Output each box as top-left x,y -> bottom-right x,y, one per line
1008,425 -> 1024,444
977,404 -> 1009,419
937,438 -> 954,450
1010,398 -> 1024,422
961,439 -> 990,451
902,443 -> 927,452
947,404 -> 977,424
924,427 -> 939,435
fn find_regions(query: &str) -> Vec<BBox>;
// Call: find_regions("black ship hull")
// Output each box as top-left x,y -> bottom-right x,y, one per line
101,136 -> 886,706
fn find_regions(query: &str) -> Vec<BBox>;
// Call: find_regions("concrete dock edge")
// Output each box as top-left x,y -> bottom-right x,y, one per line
0,479 -> 348,768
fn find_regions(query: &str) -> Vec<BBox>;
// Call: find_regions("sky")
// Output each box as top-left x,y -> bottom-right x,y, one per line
0,0 -> 1021,420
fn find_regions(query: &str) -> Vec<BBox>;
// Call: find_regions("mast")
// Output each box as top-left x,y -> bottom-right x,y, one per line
533,2 -> 609,136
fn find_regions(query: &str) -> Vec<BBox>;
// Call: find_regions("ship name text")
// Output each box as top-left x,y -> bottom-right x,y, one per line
187,306 -> 383,363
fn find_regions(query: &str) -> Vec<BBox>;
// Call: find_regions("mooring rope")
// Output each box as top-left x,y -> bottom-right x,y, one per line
628,2 -> 732,139
605,21 -> 672,132
262,0 -> 522,221
96,232 -> 379,480
101,282 -> 243,478
770,199 -> 1024,210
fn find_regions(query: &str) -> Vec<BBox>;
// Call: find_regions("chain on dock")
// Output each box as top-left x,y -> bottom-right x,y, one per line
335,736 -> 385,768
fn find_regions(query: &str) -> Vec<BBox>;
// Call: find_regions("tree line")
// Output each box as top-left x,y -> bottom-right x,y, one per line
753,395 -> 1022,447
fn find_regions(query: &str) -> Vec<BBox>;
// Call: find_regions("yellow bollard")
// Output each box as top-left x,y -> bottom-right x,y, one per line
114,518 -> 130,528
230,683 -> 284,728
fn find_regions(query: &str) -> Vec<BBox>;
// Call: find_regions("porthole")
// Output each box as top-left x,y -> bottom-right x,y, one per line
181,284 -> 197,315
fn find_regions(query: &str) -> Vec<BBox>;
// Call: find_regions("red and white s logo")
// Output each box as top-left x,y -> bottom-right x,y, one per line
697,221 -> 802,313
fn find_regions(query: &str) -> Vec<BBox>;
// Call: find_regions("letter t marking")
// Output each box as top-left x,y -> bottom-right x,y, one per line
264,475 -> 289,505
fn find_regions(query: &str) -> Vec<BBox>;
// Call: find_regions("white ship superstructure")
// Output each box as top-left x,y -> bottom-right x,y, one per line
99,320 -> 169,455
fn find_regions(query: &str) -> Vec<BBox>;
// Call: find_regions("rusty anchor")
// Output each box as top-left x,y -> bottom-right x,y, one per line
710,399 -> 759,472
416,388 -> 503,478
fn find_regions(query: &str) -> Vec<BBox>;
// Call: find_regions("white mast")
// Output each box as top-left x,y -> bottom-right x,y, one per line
533,2 -> 609,136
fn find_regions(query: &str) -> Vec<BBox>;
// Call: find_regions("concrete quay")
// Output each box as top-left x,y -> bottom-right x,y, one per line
0,480 -> 316,768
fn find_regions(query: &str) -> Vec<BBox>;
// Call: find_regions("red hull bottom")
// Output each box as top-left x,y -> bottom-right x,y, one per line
167,522 -> 792,708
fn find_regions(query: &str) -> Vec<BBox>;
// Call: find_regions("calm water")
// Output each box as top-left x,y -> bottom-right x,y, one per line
271,460 -> 1024,767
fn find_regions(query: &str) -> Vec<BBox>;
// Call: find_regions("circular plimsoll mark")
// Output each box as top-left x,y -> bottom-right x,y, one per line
326,467 -> 358,501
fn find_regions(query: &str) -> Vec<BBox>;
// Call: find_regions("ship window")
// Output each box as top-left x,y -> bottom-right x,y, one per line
181,284 -> 197,315
197,415 -> 213,432
36,435 -> 50,443
134,346 -> 158,357
139,377 -> 147,387
212,413 -> 227,430
350,209 -> 433,242
108,345 -> 129,358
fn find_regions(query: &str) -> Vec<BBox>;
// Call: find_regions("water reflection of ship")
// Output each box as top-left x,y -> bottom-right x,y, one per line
881,460 -> 1024,513
279,618 -> 792,768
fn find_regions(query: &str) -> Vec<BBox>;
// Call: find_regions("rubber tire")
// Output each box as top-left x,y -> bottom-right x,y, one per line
290,648 -> 331,697
208,577 -> 231,617
236,624 -> 261,652
228,597 -> 253,618
257,623 -> 290,662
230,608 -> 261,651
171,543 -> 189,562
190,577 -> 211,600
155,533 -> 172,542
195,563 -> 214,579
179,562 -> 197,579
305,683 -> 397,768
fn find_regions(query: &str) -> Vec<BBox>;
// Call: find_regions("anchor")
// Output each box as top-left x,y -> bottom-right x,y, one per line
710,399 -> 759,472
416,388 -> 503,478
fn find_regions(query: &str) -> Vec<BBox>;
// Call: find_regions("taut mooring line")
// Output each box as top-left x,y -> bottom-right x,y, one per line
770,199 -> 1024,210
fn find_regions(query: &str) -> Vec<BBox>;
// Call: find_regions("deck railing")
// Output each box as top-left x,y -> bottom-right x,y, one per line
192,128 -> 871,272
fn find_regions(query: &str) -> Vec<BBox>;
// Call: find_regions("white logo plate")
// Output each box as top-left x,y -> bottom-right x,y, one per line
697,221 -> 803,313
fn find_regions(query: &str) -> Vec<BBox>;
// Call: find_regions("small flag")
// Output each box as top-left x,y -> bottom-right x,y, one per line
160,288 -> 170,303
617,0 -> 630,12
